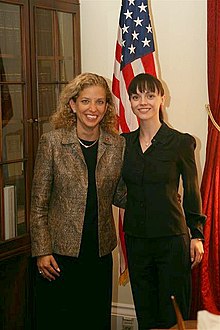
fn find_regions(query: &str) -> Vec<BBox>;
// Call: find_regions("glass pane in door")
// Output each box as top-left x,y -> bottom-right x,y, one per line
0,3 -> 21,57
57,12 -> 74,82
37,84 -> 58,136
35,8 -> 53,57
2,85 -> 23,162
38,60 -> 56,83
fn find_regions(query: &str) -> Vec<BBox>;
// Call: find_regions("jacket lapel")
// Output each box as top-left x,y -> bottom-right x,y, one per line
60,126 -> 115,165
61,127 -> 86,165
97,129 -> 113,164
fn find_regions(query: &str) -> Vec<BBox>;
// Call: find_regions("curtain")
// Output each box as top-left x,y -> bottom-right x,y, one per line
191,0 -> 220,317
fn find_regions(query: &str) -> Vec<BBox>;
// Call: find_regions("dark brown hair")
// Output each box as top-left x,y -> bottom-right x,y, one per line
128,73 -> 164,122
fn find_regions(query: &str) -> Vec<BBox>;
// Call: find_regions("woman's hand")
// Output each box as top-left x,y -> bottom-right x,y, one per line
37,255 -> 60,281
190,239 -> 204,269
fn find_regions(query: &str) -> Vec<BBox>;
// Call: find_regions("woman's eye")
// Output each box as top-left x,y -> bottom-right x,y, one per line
81,100 -> 89,104
132,95 -> 139,101
97,100 -> 105,105
147,94 -> 155,99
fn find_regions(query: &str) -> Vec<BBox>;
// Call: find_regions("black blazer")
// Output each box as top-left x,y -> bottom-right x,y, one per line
122,122 -> 206,239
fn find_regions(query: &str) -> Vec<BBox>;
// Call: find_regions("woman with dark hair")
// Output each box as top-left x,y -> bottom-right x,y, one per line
30,72 -> 126,330
121,73 -> 206,329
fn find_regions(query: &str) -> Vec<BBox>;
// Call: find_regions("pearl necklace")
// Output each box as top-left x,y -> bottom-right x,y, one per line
78,138 -> 98,149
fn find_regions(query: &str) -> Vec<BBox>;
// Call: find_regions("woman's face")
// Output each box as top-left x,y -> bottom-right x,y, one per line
69,85 -> 107,133
129,87 -> 164,122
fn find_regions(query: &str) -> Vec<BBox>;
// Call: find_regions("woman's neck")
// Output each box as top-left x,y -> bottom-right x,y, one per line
139,119 -> 162,141
139,120 -> 162,152
77,126 -> 100,141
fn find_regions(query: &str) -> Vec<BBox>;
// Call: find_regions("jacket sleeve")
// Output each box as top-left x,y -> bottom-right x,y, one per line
179,134 -> 206,239
30,133 -> 54,257
113,176 -> 127,208
113,134 -> 127,208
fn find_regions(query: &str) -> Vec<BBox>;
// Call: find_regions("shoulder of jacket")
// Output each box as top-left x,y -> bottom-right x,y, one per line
166,125 -> 195,142
39,129 -> 70,150
41,128 -> 63,138
117,134 -> 126,145
168,128 -> 196,152
121,128 -> 139,140
176,130 -> 195,145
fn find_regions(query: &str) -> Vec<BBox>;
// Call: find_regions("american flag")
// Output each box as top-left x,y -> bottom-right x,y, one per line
112,0 -> 157,285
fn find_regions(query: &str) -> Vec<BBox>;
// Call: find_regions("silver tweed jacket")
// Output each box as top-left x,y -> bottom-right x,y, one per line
30,126 -> 126,258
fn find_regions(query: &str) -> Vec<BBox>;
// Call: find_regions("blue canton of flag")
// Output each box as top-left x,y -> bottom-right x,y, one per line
120,0 -> 155,69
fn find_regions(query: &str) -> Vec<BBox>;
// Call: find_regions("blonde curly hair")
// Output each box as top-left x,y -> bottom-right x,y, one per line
51,72 -> 118,134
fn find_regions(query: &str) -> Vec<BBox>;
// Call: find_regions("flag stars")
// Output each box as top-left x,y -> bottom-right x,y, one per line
117,0 -> 155,69
142,37 -> 151,47
132,30 -> 139,40
134,17 -> 143,27
146,24 -> 153,33
128,44 -> 136,54
124,9 -> 133,20
138,2 -> 148,12
122,24 -> 129,34
128,0 -> 135,5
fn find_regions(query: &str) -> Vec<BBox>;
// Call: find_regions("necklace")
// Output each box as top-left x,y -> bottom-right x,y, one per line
78,138 -> 98,148
140,136 -> 151,147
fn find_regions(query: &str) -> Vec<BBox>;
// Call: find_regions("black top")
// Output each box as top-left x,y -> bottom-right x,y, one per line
79,139 -> 99,258
122,122 -> 206,239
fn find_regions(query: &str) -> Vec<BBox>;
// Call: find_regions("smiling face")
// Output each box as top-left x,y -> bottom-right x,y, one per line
128,73 -> 165,124
69,85 -> 107,138
130,88 -> 165,122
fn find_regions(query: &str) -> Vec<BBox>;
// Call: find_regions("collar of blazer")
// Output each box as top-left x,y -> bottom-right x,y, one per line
60,126 -> 115,146
122,121 -> 175,146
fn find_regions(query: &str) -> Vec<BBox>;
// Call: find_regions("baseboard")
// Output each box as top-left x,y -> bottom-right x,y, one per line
111,303 -> 138,330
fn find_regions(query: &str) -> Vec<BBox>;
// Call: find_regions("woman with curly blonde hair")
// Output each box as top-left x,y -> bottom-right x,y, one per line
30,72 -> 126,330
51,72 -> 118,133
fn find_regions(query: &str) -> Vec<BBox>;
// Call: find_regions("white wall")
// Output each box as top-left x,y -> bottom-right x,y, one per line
80,0 -> 208,312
